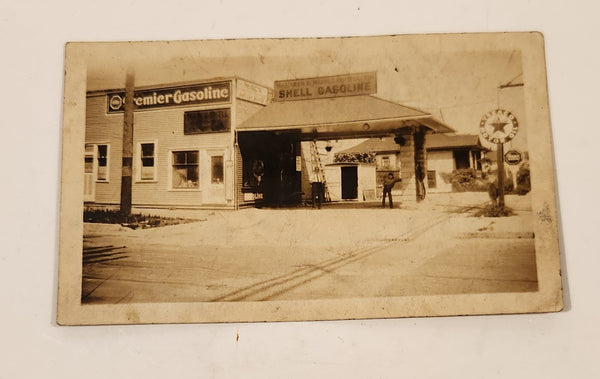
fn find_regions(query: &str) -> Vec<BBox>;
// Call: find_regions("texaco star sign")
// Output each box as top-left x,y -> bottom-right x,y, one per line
479,109 -> 519,144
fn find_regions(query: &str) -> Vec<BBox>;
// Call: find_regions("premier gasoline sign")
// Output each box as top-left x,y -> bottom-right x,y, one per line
107,81 -> 231,113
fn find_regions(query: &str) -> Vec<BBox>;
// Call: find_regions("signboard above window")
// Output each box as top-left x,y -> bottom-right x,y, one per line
106,81 -> 231,113
184,108 -> 231,134
274,72 -> 377,102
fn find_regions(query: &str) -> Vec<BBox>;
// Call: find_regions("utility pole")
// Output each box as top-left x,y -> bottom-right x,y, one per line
120,69 -> 135,216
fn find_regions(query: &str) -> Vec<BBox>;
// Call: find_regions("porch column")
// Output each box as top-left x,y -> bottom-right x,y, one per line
397,132 -> 416,205
413,128 -> 427,202
397,128 -> 427,206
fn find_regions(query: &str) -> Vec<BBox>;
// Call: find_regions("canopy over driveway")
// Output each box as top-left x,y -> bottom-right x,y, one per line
236,94 -> 455,207
237,95 -> 454,139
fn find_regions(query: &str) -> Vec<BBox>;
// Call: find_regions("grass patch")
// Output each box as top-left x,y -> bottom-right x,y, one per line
83,209 -> 196,229
473,204 -> 514,218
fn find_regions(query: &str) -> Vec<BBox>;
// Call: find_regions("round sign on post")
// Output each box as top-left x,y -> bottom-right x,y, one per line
479,109 -> 519,144
479,109 -> 519,210
504,150 -> 522,165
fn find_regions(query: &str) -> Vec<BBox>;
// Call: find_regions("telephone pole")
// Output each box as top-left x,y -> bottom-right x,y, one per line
120,69 -> 135,216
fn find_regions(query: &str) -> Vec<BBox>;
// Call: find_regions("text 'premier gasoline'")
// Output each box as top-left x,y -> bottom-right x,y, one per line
107,81 -> 231,113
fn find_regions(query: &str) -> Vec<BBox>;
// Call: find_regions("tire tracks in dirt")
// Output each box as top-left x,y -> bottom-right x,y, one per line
211,203 -> 485,301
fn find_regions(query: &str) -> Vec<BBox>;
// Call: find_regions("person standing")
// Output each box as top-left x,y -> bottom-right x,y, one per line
382,173 -> 401,208
311,181 -> 324,209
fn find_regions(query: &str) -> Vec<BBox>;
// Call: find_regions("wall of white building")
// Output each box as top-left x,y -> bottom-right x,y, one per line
426,150 -> 454,193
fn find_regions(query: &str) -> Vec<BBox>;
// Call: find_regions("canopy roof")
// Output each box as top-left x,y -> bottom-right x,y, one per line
338,138 -> 401,154
237,95 -> 454,139
339,134 -> 487,154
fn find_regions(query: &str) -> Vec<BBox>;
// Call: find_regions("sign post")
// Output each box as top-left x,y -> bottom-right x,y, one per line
504,150 -> 522,191
496,142 -> 505,208
479,109 -> 519,210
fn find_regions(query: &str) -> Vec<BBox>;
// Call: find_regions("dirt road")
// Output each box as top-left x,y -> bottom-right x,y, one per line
81,193 -> 537,304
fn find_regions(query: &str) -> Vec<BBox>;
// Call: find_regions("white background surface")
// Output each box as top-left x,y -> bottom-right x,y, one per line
0,1 -> 598,378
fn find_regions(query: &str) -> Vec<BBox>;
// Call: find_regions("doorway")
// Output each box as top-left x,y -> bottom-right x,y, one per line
453,150 -> 471,170
238,131 -> 302,207
204,151 -> 226,204
341,166 -> 358,200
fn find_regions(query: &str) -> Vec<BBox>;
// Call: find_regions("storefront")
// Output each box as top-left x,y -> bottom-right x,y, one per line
84,77 -> 270,210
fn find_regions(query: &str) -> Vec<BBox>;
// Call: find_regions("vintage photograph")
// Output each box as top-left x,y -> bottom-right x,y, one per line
57,33 -> 562,324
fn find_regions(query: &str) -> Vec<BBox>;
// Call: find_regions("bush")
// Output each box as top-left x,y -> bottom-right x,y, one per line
450,168 -> 487,192
515,162 -> 531,195
334,152 -> 375,164
83,209 -> 193,229
474,204 -> 514,217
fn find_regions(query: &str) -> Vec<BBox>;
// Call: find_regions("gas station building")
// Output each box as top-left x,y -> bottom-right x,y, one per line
83,72 -> 454,211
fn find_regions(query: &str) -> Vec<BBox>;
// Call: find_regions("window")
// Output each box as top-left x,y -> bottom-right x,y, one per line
96,144 -> 109,181
172,151 -> 199,188
139,142 -> 156,181
381,156 -> 390,169
211,156 -> 224,184
427,170 -> 437,189
84,156 -> 94,174
184,108 -> 231,134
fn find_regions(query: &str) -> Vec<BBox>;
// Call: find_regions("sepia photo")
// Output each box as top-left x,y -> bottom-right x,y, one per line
57,32 -> 563,325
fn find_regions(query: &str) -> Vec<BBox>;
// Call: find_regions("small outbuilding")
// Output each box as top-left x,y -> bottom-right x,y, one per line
335,134 -> 488,196
425,134 -> 488,193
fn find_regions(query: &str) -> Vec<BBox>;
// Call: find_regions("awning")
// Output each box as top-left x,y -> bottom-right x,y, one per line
237,95 -> 455,139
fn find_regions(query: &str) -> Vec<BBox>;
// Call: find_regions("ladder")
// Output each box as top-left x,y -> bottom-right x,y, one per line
309,141 -> 331,202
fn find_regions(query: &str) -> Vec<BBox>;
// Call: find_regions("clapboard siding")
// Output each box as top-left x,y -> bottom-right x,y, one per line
131,105 -> 232,207
85,95 -> 123,205
235,145 -> 251,207
86,94 -> 234,207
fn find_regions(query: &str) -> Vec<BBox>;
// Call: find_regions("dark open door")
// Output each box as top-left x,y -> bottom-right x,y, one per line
341,166 -> 358,199
453,150 -> 471,170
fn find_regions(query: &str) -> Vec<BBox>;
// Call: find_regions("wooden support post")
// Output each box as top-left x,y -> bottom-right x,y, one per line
120,69 -> 135,216
413,127 -> 427,202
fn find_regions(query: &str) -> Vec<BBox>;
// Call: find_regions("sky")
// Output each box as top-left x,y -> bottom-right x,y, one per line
85,35 -> 528,152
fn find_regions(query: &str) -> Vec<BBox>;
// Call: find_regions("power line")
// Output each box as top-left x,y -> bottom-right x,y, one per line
499,72 -> 523,88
